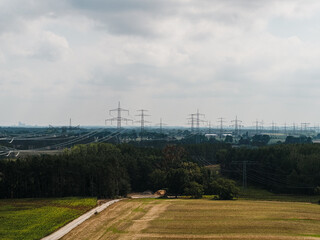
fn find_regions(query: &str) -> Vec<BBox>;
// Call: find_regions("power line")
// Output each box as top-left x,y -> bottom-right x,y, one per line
188,109 -> 206,133
136,109 -> 151,133
271,121 -> 276,133
105,101 -> 132,129
217,117 -> 226,139
292,122 -> 296,135
259,120 -> 264,132
283,122 -> 287,135
231,116 -> 242,136
156,118 -> 167,134
301,122 -> 310,135
231,161 -> 256,189
253,119 -> 260,135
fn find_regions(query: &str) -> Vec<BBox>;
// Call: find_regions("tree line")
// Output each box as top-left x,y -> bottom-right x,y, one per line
2,141 -> 318,199
0,143 -> 238,199
217,144 -> 320,195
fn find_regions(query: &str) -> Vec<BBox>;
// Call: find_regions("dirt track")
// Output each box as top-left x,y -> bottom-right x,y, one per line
61,199 -> 168,240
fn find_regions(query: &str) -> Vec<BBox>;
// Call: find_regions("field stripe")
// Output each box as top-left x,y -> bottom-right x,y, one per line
133,233 -> 320,239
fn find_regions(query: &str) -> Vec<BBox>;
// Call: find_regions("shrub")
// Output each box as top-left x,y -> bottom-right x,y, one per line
208,178 -> 240,200
184,181 -> 204,199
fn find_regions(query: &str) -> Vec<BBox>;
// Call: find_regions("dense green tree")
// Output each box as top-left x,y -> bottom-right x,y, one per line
184,181 -> 204,199
208,178 -> 239,200
225,135 -> 233,143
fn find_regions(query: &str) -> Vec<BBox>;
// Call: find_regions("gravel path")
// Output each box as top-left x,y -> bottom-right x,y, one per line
41,199 -> 122,240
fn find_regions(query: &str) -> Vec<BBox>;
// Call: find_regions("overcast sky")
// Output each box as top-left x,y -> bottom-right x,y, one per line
1,0 -> 320,128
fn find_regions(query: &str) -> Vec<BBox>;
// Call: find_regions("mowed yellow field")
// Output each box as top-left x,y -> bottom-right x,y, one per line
62,198 -> 320,240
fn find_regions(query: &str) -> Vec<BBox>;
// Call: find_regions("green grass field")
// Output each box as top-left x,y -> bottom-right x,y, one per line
0,197 -> 96,240
239,187 -> 320,203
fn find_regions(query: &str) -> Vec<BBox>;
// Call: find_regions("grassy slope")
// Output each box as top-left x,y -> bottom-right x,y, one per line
0,197 -> 96,240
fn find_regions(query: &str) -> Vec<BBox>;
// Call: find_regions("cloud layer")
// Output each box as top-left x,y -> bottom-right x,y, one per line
1,0 -> 320,127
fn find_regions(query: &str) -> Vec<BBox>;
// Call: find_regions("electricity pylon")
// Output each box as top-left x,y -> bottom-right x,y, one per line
156,118 -> 167,134
136,109 -> 151,133
231,116 -> 242,136
217,117 -> 226,139
105,101 -> 132,129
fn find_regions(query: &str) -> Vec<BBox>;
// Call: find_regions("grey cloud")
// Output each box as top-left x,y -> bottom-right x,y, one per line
83,63 -> 163,91
68,0 -> 170,12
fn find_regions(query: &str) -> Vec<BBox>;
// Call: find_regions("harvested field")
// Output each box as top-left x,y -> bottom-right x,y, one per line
61,198 -> 320,240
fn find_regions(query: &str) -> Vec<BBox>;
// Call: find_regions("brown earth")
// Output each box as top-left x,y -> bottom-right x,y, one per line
61,199 -> 320,240
61,199 -> 168,240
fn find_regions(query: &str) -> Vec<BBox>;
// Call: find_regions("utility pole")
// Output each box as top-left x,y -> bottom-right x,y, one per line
188,110 -> 206,144
253,120 -> 259,135
271,121 -> 276,133
260,120 -> 264,133
243,161 -> 247,189
292,123 -> 296,135
231,161 -> 255,189
231,116 -> 242,137
217,117 -> 226,140
283,122 -> 287,135
156,118 -> 167,134
136,109 -> 151,133
301,122 -> 310,135
159,118 -> 163,134
194,109 -> 205,133
106,102 -> 132,129
188,109 -> 205,134
187,114 -> 196,133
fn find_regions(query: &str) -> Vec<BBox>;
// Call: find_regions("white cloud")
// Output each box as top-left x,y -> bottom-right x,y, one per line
1,0 -> 320,126
30,31 -> 70,61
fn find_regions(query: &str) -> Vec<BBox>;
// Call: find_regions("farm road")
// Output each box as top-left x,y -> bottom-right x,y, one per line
41,199 -> 122,240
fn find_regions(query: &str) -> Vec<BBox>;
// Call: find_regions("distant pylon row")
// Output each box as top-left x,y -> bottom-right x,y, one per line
106,102 -> 161,132
106,102 -> 319,135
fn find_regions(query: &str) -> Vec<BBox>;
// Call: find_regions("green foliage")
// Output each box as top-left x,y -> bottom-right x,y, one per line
252,134 -> 270,146
149,169 -> 167,191
0,197 -> 96,240
224,135 -> 233,143
167,168 -> 189,196
207,178 -> 240,200
161,145 -> 187,170
219,144 -> 320,195
184,181 -> 204,199
0,143 -> 132,198
239,187 -> 320,203
285,136 -> 312,144
2,141 -> 318,201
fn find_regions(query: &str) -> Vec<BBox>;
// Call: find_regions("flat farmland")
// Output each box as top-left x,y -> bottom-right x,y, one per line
62,198 -> 320,240
0,197 -> 97,240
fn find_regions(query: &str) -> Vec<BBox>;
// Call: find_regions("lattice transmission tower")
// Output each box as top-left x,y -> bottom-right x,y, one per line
105,101 -> 132,129
136,109 -> 151,133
